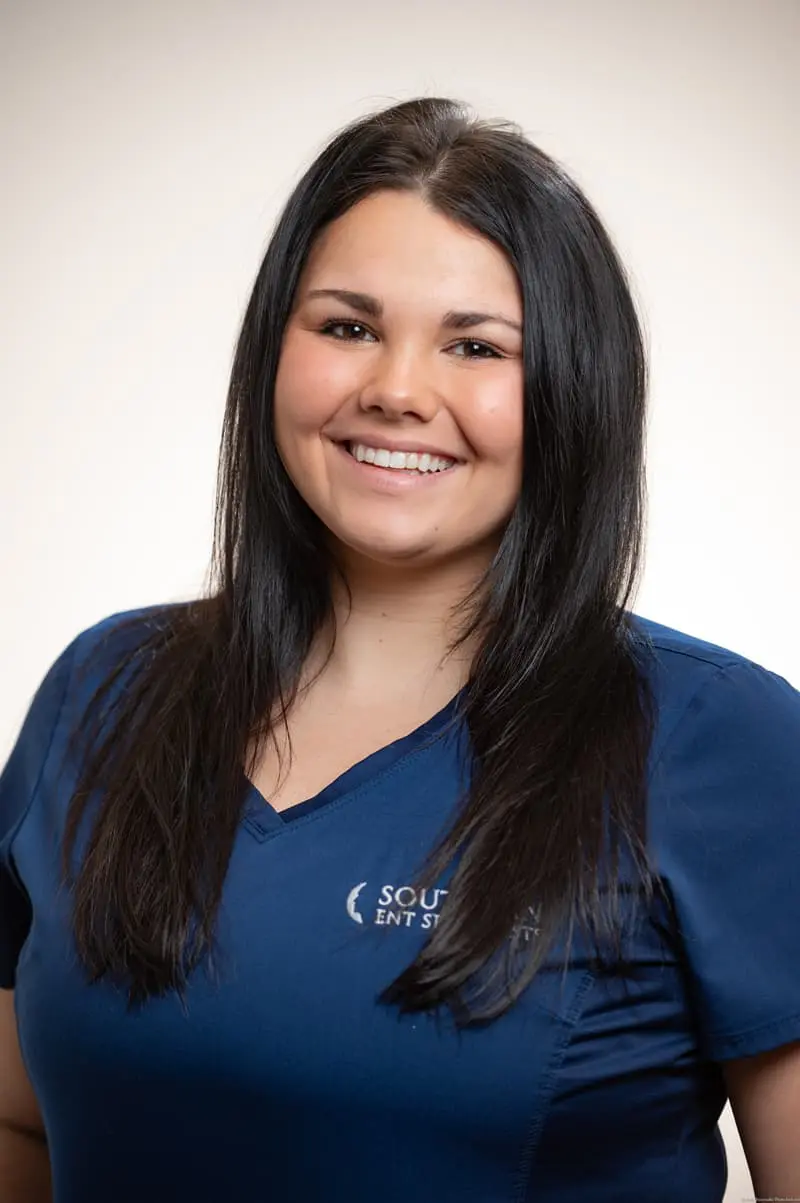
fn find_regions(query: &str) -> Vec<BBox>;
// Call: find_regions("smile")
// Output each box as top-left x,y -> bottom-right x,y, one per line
346,442 -> 456,474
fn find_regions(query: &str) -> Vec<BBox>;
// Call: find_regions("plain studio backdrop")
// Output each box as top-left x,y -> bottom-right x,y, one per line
1,1 -> 797,1197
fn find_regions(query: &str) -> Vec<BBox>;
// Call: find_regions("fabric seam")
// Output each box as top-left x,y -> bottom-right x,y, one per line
643,642 -> 742,670
513,968 -> 596,1202
707,1007 -> 800,1056
645,662 -> 732,786
242,726 -> 459,844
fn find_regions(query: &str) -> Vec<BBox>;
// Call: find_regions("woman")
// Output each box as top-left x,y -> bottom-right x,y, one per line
1,97 -> 798,1202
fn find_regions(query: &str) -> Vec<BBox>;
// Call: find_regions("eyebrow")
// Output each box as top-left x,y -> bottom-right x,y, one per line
303,288 -> 522,334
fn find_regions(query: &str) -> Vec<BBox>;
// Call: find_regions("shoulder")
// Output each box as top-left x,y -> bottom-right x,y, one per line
630,611 -> 800,890
626,616 -> 800,1059
628,610 -> 780,687
1,602 -> 185,842
627,611 -> 799,769
64,602 -> 181,702
69,601 -> 185,671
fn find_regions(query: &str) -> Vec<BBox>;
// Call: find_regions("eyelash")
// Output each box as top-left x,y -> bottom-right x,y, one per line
317,319 -> 505,360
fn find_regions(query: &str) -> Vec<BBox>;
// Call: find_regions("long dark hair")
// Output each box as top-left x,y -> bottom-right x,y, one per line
63,97 -> 658,1026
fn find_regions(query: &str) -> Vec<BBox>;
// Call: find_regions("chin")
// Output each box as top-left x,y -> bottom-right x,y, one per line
334,530 -> 443,567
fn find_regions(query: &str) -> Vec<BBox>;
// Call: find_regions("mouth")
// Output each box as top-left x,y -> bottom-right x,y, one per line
338,440 -> 459,477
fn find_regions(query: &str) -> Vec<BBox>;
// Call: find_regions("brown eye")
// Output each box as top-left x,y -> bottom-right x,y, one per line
450,339 -> 503,359
320,320 -> 377,342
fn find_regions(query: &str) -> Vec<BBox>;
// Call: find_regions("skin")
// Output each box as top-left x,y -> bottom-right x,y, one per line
723,1045 -> 800,1197
273,188 -> 524,701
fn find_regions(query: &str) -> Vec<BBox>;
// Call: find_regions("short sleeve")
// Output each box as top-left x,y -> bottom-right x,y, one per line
0,638 -> 77,988
651,658 -> 800,1061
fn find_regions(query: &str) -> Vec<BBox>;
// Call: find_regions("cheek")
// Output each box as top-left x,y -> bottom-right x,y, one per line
461,376 -> 524,467
274,331 -> 361,443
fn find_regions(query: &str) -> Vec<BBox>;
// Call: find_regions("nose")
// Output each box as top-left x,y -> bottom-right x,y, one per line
357,345 -> 440,422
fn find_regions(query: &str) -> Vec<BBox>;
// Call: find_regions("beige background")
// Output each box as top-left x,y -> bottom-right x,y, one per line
1,1 -> 798,1197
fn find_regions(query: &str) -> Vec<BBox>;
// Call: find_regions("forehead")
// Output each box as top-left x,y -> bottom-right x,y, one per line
300,190 -> 521,311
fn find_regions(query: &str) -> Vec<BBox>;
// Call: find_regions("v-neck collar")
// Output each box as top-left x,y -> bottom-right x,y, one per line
241,688 -> 466,841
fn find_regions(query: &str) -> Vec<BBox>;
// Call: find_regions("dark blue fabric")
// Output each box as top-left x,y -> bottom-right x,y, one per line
245,686 -> 465,825
2,608 -> 799,1202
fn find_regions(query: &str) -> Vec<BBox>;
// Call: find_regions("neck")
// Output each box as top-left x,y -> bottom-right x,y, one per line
307,547 -> 491,703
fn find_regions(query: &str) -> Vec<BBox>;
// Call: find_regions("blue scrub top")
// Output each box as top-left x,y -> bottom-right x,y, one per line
2,608 -> 799,1202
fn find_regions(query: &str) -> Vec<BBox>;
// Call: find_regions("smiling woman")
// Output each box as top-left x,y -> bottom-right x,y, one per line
274,190 -> 524,565
1,96 -> 799,1203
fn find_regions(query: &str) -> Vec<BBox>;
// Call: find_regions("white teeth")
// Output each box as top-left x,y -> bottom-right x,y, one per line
347,443 -> 455,474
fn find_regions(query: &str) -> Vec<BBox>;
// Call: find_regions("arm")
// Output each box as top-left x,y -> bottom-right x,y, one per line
723,1039 -> 800,1198
0,990 -> 51,1202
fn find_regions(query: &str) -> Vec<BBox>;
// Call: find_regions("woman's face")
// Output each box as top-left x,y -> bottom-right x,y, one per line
273,190 -> 524,571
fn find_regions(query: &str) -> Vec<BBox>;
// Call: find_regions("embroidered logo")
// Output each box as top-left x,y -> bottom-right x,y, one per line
346,882 -> 541,940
